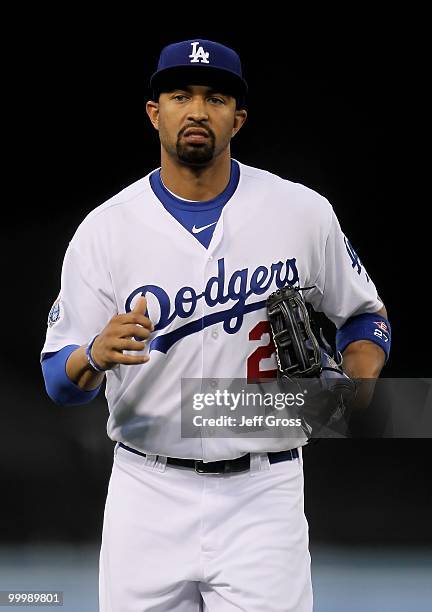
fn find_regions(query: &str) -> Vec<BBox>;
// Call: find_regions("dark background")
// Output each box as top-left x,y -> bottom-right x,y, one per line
1,20 -> 429,549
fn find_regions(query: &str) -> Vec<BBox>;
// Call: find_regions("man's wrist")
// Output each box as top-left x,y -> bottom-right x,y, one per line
85,335 -> 107,373
65,345 -> 105,391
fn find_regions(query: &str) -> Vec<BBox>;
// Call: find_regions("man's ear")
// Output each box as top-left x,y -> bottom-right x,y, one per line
232,109 -> 247,137
146,100 -> 159,130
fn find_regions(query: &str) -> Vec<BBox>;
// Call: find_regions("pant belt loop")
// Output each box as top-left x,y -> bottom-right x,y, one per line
297,446 -> 303,467
143,454 -> 158,469
250,452 -> 271,476
154,455 -> 167,472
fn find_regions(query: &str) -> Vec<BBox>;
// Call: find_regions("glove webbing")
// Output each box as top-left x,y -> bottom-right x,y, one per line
267,286 -> 321,378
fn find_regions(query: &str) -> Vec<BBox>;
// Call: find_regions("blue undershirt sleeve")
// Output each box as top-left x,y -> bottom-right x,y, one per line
41,345 -> 103,406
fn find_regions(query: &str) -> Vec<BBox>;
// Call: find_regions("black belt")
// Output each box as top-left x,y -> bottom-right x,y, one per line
118,442 -> 299,474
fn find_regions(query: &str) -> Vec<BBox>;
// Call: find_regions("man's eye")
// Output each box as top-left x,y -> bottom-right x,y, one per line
173,95 -> 188,101
209,97 -> 224,104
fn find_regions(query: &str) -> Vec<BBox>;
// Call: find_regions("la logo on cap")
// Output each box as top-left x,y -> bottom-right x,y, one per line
188,41 -> 210,64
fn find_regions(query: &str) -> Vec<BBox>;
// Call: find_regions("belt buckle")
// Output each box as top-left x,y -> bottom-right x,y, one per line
194,459 -> 225,475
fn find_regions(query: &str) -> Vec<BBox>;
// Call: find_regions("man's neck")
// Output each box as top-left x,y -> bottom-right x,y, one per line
159,150 -> 232,201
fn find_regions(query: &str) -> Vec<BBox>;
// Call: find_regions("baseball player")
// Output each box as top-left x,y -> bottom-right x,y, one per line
41,39 -> 391,612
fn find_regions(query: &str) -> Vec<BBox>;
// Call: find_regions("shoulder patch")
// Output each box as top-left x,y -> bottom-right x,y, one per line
48,297 -> 62,327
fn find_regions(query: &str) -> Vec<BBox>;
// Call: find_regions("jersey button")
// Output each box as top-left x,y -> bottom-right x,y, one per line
211,329 -> 218,339
210,379 -> 218,388
208,255 -> 214,261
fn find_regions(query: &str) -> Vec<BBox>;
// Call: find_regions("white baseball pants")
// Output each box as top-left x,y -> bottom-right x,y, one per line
99,444 -> 312,611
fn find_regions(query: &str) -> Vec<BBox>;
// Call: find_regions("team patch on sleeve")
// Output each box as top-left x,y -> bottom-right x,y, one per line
374,320 -> 389,333
48,296 -> 62,327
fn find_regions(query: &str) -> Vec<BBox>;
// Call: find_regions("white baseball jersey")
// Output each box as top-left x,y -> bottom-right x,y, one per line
42,161 -> 382,461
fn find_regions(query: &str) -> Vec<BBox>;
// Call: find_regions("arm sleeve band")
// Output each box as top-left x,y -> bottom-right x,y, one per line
41,345 -> 103,406
336,313 -> 391,363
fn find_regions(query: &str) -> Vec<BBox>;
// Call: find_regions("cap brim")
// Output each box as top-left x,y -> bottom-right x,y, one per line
150,65 -> 248,100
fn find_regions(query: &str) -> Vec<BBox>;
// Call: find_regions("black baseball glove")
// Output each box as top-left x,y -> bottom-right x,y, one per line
266,285 -> 356,437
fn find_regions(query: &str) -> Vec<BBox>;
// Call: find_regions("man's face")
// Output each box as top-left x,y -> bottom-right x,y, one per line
150,85 -> 243,166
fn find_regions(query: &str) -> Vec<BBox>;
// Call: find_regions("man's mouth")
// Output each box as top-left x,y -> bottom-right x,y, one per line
182,128 -> 210,143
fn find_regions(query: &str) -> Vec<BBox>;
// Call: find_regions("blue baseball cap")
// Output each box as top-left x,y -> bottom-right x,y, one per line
150,39 -> 248,103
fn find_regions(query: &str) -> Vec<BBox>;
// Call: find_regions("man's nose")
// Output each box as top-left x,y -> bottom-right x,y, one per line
186,97 -> 209,121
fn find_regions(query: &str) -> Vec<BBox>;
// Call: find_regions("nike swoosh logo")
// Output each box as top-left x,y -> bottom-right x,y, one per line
192,222 -> 217,234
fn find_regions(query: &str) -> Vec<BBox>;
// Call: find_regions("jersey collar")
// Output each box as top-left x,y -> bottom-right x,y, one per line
149,159 -> 240,212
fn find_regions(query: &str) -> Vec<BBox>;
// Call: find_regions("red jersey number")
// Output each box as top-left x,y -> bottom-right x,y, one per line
247,321 -> 277,381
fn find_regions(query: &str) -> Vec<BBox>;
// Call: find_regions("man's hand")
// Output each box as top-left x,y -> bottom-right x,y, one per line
66,297 -> 154,390
91,296 -> 154,370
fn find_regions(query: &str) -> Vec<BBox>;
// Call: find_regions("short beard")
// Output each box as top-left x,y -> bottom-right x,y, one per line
175,130 -> 216,166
